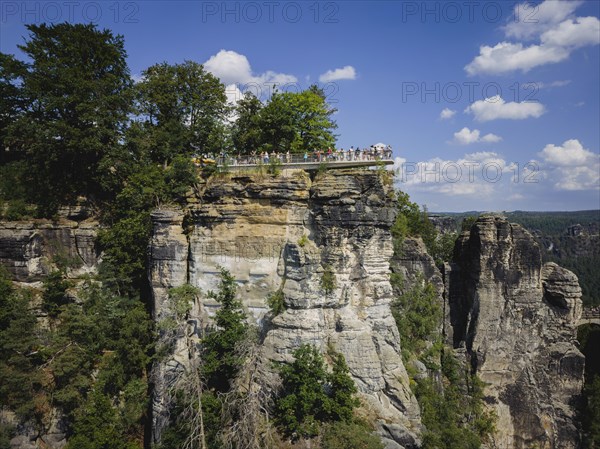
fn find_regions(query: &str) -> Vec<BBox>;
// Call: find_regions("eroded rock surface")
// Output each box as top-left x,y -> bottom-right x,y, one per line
448,216 -> 584,449
149,170 -> 421,448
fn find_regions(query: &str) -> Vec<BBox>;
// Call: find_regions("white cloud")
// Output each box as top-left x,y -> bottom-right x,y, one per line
504,0 -> 582,40
538,139 -> 596,167
204,49 -> 297,87
466,1 -> 599,75
440,108 -> 457,119
538,139 -> 600,190
318,65 -> 356,82
453,127 -> 481,145
465,41 -> 569,75
394,151 -> 509,198
452,128 -> 502,145
465,95 -> 546,121
481,133 -> 502,143
541,16 -> 600,48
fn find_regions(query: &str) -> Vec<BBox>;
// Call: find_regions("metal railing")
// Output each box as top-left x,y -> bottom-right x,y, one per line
208,150 -> 394,167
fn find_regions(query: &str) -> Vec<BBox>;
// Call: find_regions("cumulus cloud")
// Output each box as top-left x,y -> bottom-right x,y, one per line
440,108 -> 457,119
465,0 -> 599,75
540,16 -> 600,48
204,49 -> 297,87
318,65 -> 356,82
465,95 -> 546,122
452,127 -> 502,145
538,139 -> 600,190
538,139 -> 597,167
480,133 -> 502,143
393,151 -> 509,198
504,0 -> 582,40
465,41 -> 569,75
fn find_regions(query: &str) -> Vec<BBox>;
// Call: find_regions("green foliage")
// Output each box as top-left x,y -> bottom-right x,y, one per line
321,420 -> 384,449
578,324 -> 600,448
0,423 -> 14,449
268,289 -> 286,316
241,86 -> 337,155
429,231 -> 458,266
268,157 -> 283,176
461,216 -> 478,232
2,23 -> 132,215
232,91 -> 263,154
3,199 -> 36,221
415,351 -> 496,449
275,345 -> 359,440
42,270 -> 72,317
202,267 -> 248,392
298,234 -> 308,247
168,284 -> 199,320
133,60 -> 228,164
0,269 -> 43,420
321,265 -> 337,295
390,278 -> 441,357
392,191 -> 435,251
158,390 -> 223,449
34,284 -> 153,443
65,389 -> 140,449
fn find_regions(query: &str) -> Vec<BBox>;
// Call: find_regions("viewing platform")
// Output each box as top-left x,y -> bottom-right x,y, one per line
580,308 -> 600,326
212,153 -> 396,172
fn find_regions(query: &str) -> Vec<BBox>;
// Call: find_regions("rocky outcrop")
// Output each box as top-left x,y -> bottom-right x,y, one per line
149,170 -> 421,448
0,218 -> 98,449
448,216 -> 584,449
0,219 -> 99,283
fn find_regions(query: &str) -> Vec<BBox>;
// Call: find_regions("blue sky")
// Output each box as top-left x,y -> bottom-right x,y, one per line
1,0 -> 599,212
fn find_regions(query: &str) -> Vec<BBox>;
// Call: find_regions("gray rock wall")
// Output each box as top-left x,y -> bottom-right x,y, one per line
449,216 -> 584,449
148,170 -> 422,448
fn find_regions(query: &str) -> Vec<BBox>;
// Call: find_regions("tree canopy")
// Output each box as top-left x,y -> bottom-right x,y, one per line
1,23 -> 132,214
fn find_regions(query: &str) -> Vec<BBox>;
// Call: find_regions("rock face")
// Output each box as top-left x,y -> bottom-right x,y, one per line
0,220 -> 99,282
149,170 -> 421,448
0,218 -> 98,449
448,216 -> 584,449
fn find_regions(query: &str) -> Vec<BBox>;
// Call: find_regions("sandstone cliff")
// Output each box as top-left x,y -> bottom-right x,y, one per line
448,216 -> 584,449
149,170 -> 422,448
0,174 -> 588,449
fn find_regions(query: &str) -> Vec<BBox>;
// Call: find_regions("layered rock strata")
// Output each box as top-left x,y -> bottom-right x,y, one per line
149,170 -> 422,448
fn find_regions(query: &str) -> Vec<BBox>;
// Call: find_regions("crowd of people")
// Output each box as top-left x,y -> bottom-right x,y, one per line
194,145 -> 393,167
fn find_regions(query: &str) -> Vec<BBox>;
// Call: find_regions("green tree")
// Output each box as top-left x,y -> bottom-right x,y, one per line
276,344 -> 330,438
133,60 -> 227,165
275,344 -> 359,440
202,268 -> 248,393
231,91 -> 263,154
391,279 -> 441,357
42,270 -> 72,317
4,23 -> 132,215
415,351 -> 495,449
325,352 -> 359,422
258,87 -> 337,153
0,268 -> 43,420
0,53 -> 27,165
65,389 -> 139,449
